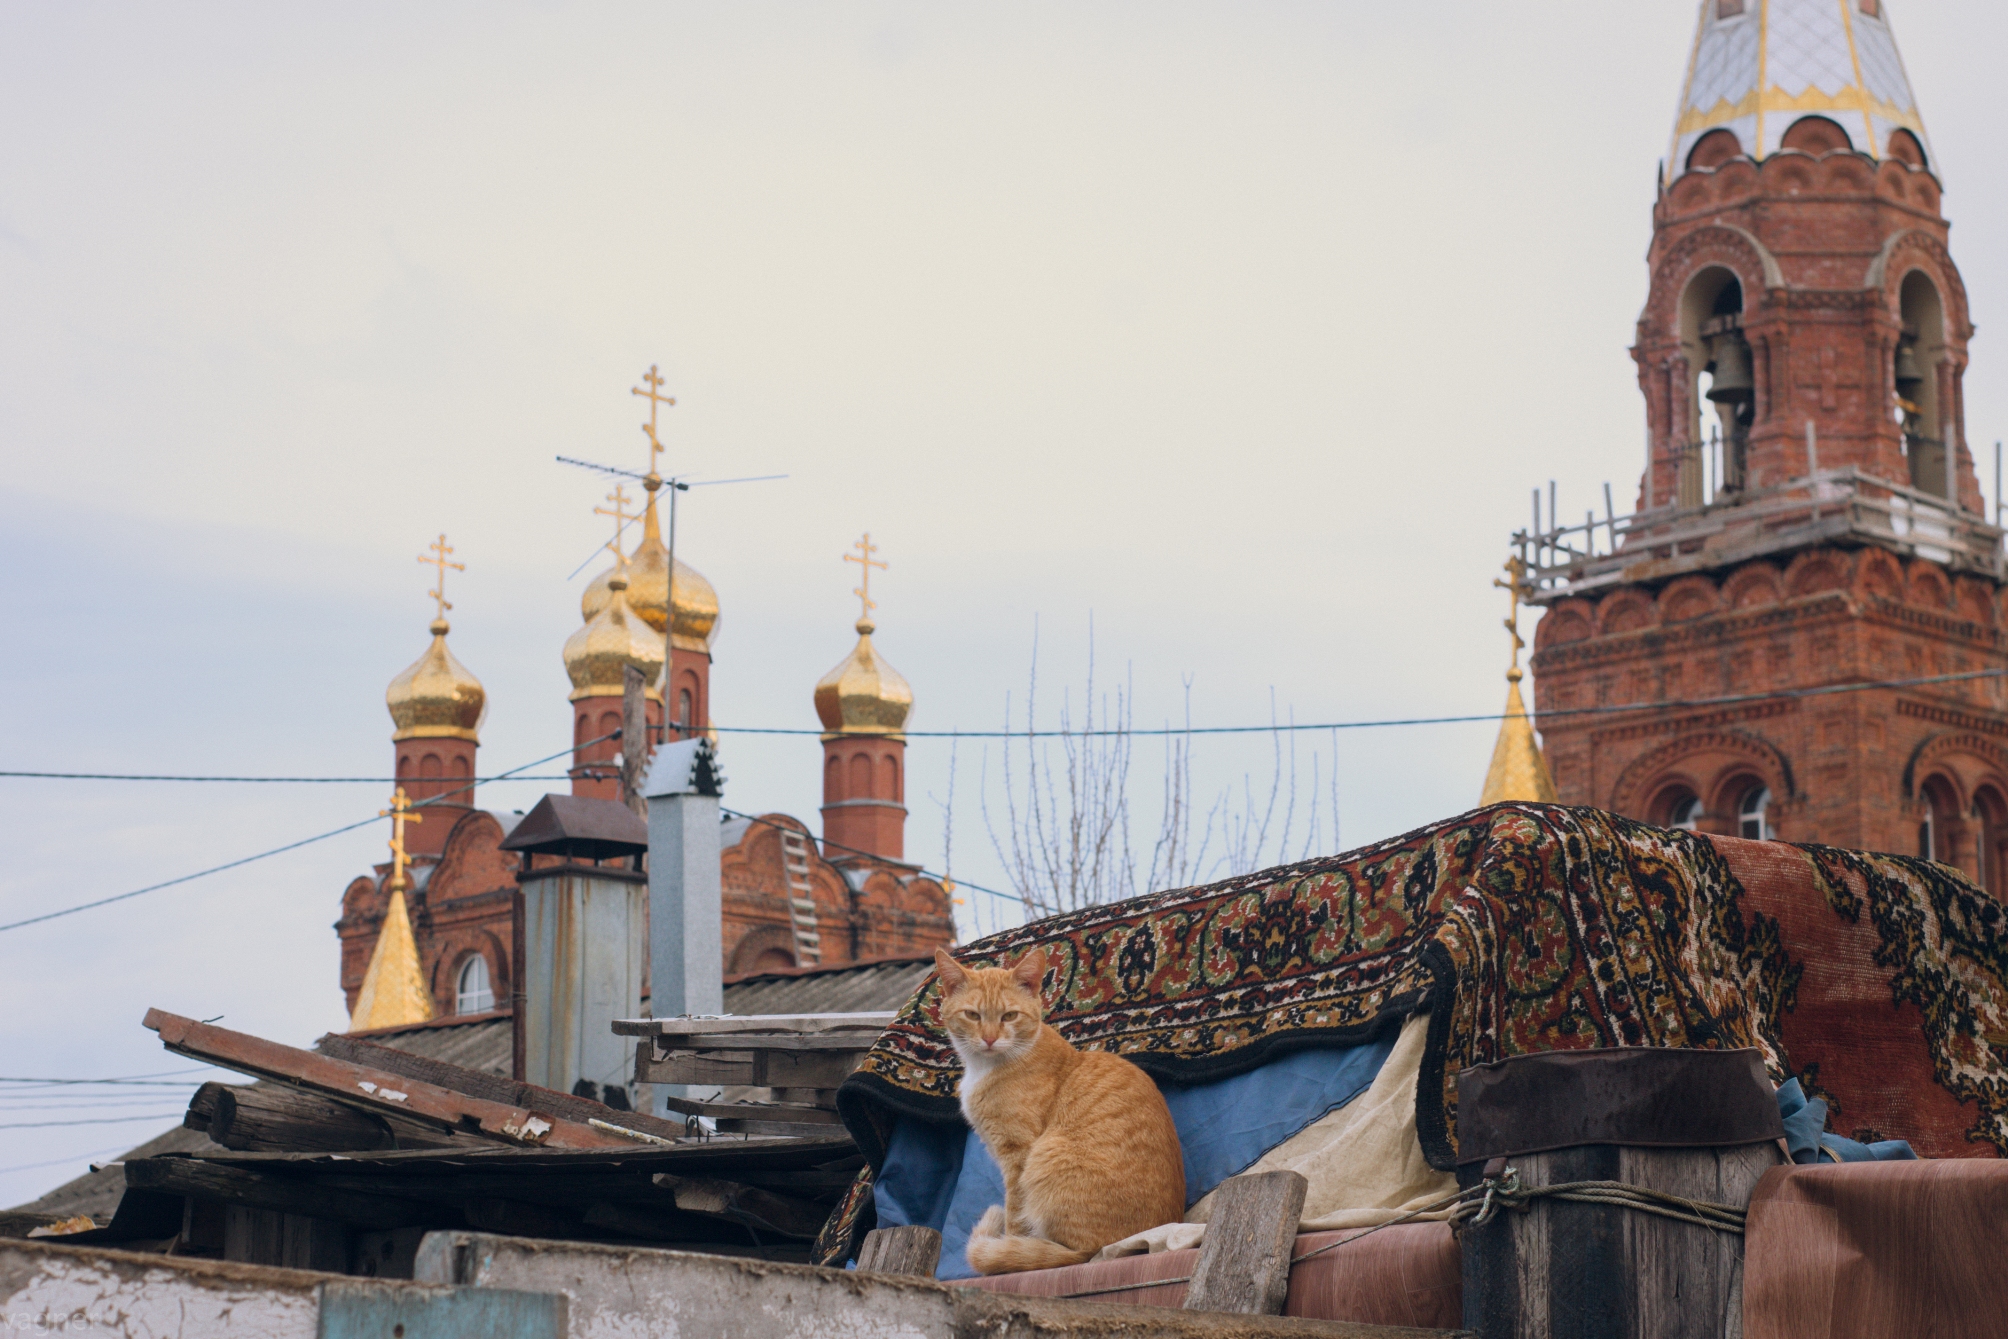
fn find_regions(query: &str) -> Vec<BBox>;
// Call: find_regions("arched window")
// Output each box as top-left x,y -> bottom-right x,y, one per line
1919,775 -> 1958,864
1738,786 -> 1774,840
884,754 -> 901,802
849,753 -> 871,797
420,753 -> 442,779
1973,786 -> 2008,898
1664,792 -> 1704,831
456,956 -> 494,1015
677,688 -> 693,730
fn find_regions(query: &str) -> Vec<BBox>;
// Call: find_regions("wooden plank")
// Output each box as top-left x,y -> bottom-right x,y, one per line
144,1009 -> 638,1151
752,1049 -> 858,1088
1183,1170 -> 1308,1316
634,1048 -> 758,1086
613,1012 -> 894,1038
318,1031 -> 690,1143
657,1093 -> 843,1124
856,1224 -> 942,1277
124,1157 -> 441,1231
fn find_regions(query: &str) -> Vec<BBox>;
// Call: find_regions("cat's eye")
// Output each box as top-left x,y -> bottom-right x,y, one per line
961,1010 -> 981,1021
1001,1011 -> 1022,1021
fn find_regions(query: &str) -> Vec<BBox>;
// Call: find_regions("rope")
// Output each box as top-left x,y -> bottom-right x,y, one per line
1046,1164 -> 1746,1299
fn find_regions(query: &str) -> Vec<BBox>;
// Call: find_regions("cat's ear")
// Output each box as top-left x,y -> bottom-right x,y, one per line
1010,947 -> 1048,992
933,946 -> 967,992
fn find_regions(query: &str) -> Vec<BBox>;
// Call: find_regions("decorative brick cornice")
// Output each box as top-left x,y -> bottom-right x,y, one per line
1584,698 -> 1796,748
1894,699 -> 2008,737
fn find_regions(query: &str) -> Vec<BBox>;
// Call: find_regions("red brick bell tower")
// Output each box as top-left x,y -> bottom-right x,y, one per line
386,536 -> 487,856
814,535 -> 912,862
1527,0 -> 2008,889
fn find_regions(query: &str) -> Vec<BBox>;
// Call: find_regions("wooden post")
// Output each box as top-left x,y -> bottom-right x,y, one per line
1183,1170 -> 1308,1316
1461,1142 -> 1779,1339
855,1224 -> 942,1278
621,666 -> 649,820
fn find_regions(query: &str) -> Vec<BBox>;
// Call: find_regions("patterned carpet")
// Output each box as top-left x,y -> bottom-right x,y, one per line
817,803 -> 2008,1264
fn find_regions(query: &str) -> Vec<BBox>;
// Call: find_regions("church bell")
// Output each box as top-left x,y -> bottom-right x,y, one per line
1895,339 -> 1925,395
1705,334 -> 1755,403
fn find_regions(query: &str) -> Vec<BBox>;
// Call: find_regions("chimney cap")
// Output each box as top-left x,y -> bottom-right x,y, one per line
499,794 -> 649,860
644,737 -> 725,800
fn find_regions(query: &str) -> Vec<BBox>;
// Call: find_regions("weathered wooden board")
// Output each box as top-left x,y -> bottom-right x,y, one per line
613,1012 -> 895,1037
857,1224 -> 944,1278
1184,1170 -> 1309,1316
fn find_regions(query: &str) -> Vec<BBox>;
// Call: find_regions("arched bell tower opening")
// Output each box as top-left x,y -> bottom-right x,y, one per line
1678,267 -> 1754,502
1898,270 -> 1949,497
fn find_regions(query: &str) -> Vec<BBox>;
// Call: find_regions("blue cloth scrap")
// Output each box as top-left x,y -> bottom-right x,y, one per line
1775,1078 -> 1916,1164
870,1032 -> 1396,1281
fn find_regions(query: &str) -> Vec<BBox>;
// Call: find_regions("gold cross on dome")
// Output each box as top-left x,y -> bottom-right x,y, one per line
844,532 -> 887,622
594,484 -> 637,560
418,534 -> 464,620
1492,555 -> 1532,672
379,787 -> 424,892
631,364 -> 675,479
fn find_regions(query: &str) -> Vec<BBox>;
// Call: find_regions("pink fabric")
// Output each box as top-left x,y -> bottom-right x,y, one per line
1744,1160 -> 2008,1339
966,1223 -> 1461,1329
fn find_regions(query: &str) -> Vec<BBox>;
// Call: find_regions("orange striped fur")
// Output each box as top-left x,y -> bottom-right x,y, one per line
934,946 -> 1186,1275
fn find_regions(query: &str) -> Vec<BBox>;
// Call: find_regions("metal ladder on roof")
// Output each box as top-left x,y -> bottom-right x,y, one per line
778,828 -> 823,966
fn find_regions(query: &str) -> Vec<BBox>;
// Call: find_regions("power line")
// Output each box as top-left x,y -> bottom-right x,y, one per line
0,735 -> 618,935
0,1115 -> 190,1130
5,668 -> 2002,779
0,773 -> 574,783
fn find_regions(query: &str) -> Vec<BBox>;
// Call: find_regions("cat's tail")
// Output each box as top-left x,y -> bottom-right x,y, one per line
965,1223 -> 1093,1275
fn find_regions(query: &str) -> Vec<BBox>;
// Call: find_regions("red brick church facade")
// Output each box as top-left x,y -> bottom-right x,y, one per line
338,480 -> 953,1022
1529,0 -> 2008,893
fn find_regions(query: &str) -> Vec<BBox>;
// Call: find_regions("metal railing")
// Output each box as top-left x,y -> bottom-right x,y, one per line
1516,465 -> 2005,603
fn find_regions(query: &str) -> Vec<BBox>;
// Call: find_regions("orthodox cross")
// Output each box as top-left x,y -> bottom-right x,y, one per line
844,532 -> 887,622
1493,555 -> 1533,673
379,787 -> 423,892
418,534 -> 464,620
594,485 -> 638,560
631,364 -> 675,480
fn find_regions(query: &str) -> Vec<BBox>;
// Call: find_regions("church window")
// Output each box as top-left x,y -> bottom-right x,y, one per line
1898,271 -> 1949,497
1663,792 -> 1704,831
420,752 -> 442,779
678,688 -> 693,729
456,955 -> 494,1014
1738,786 -> 1774,840
884,754 -> 901,802
1973,788 -> 2007,897
850,753 -> 872,797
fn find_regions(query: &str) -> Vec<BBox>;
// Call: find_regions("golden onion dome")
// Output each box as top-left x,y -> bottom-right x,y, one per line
564,569 -> 665,703
581,494 -> 720,653
386,617 -> 487,742
814,619 -> 913,737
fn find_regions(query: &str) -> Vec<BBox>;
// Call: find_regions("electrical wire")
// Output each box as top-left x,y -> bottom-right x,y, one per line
0,1145 -> 143,1178
0,1115 -> 190,1130
4,669 -> 1999,772
0,773 -> 574,782
0,734 -> 619,935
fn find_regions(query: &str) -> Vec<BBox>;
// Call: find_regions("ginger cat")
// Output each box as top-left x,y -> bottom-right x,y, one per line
934,945 -> 1186,1274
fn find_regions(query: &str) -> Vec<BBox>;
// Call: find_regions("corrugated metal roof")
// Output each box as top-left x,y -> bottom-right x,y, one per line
721,956 -> 933,1016
347,1013 -> 514,1076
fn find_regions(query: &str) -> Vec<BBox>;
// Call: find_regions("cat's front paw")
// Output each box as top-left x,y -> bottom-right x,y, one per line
971,1205 -> 1007,1240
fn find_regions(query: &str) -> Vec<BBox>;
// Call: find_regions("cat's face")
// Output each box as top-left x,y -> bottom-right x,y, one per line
934,947 -> 1047,1066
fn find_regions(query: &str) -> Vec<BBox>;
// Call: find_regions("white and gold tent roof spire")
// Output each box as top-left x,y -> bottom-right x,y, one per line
1669,0 -> 1931,182
1479,557 -> 1559,808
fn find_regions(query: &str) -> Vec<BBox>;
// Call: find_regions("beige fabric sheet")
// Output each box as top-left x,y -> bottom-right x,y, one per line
1096,1010 -> 1458,1259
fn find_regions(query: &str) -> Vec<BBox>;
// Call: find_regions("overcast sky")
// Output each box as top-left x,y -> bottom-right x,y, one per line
4,1 -> 2004,1204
